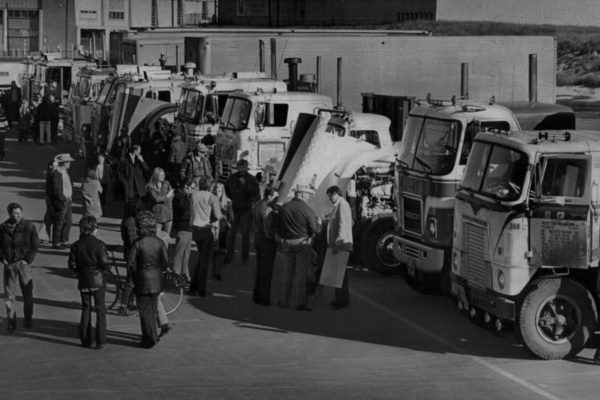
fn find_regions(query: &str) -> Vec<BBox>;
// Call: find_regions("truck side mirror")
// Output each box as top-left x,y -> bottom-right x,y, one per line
255,103 -> 266,132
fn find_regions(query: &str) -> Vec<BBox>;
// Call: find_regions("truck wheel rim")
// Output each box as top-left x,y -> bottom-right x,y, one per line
376,232 -> 400,268
535,294 -> 581,344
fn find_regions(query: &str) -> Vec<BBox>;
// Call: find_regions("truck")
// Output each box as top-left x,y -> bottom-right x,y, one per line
392,95 -> 576,290
451,129 -> 600,360
274,109 -> 397,269
176,73 -> 288,147
214,90 -> 333,181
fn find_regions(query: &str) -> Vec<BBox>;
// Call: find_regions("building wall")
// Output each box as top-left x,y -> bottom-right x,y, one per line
437,0 -> 600,27
42,0 -> 76,55
218,0 -> 436,26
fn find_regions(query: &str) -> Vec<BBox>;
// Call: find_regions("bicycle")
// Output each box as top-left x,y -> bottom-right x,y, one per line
104,245 -> 185,316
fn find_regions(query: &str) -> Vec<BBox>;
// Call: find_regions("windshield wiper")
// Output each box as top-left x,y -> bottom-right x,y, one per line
445,144 -> 457,154
415,156 -> 433,175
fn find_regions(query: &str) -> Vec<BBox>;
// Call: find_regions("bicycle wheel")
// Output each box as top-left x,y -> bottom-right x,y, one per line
162,270 -> 185,315
104,268 -> 121,310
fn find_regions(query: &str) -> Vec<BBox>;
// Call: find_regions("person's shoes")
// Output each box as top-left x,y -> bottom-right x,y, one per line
23,318 -> 32,329
330,301 -> 340,307
52,244 -> 69,250
82,342 -> 92,348
159,324 -> 172,338
212,274 -> 222,281
96,343 -> 105,350
7,316 -> 16,334
138,340 -> 157,349
593,349 -> 600,365
118,306 -> 135,316
295,305 -> 312,311
223,257 -> 231,265
59,242 -> 71,248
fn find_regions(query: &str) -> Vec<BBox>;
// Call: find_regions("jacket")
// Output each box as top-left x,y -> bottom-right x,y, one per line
225,171 -> 260,212
48,168 -> 71,210
82,177 -> 102,218
0,218 -> 39,265
127,236 -> 168,295
168,140 -> 188,164
68,235 -> 110,290
146,181 -> 173,223
37,98 -> 52,121
172,187 -> 191,232
180,153 -> 213,185
117,154 -> 148,199
327,197 -> 354,252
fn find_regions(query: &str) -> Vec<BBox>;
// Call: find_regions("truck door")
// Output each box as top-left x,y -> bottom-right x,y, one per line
529,155 -> 591,268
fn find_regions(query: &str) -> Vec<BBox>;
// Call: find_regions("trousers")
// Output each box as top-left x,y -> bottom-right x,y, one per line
192,226 -> 213,295
39,120 -> 51,144
80,288 -> 106,346
172,230 -> 192,279
4,262 -> 33,319
281,238 -> 313,308
226,208 -> 252,261
52,202 -> 72,246
136,293 -> 159,346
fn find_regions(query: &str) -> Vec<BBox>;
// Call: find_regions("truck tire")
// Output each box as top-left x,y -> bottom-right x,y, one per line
519,278 -> 597,360
360,217 -> 401,276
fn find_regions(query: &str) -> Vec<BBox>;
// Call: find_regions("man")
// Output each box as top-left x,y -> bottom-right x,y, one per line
117,144 -> 149,201
277,184 -> 318,311
225,159 -> 260,263
252,186 -> 278,305
50,153 -> 75,249
49,94 -> 60,142
37,95 -> 52,145
7,81 -> 21,127
0,203 -> 39,333
167,131 -> 188,185
189,176 -> 223,297
180,142 -> 212,187
324,185 -> 353,309
0,106 -> 8,161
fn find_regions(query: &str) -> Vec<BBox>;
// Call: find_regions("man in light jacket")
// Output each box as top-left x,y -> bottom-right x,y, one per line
326,185 -> 353,309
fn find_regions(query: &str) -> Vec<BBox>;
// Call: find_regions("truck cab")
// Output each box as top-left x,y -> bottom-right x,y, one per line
452,130 -> 600,360
393,96 -> 521,289
177,73 -> 287,147
215,91 -> 332,180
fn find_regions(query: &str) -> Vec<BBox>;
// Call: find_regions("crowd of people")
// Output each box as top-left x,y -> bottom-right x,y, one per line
1,122 -> 359,353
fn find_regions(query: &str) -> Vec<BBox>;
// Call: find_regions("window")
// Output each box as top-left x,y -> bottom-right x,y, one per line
220,97 -> 252,131
109,11 -> 125,19
202,1 -> 208,20
80,10 -> 98,19
158,90 -> 171,102
540,158 -> 587,198
151,0 -> 158,26
351,130 -> 380,147
264,103 -> 288,127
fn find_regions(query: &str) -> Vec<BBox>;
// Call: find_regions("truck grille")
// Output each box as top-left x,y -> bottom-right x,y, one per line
402,195 -> 422,235
465,222 -> 488,289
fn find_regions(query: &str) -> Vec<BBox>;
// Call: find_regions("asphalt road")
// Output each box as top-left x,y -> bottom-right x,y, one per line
0,128 -> 599,400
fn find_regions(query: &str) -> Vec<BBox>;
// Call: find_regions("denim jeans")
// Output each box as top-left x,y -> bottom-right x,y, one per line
4,262 -> 33,320
80,288 -> 106,346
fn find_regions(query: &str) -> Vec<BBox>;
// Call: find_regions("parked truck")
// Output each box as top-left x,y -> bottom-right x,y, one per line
274,109 -> 398,269
452,129 -> 600,360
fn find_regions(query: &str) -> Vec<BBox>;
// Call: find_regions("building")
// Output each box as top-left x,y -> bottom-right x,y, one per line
0,0 -> 217,62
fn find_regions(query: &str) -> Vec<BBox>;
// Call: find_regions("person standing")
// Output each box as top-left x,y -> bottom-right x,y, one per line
18,100 -> 33,143
68,216 -> 110,348
252,186 -> 278,305
189,176 -> 223,297
224,159 -> 260,264
0,203 -> 39,333
171,181 -> 193,282
95,153 -> 113,206
81,168 -> 103,219
146,167 -> 174,234
322,185 -> 353,309
43,158 -> 58,243
180,142 -> 212,187
0,106 -> 8,161
50,153 -> 75,249
211,182 -> 233,280
7,81 -> 21,127
49,94 -> 60,142
167,131 -> 187,185
276,185 -> 318,311
37,95 -> 52,145
127,211 -> 168,348
118,199 -> 145,316
117,144 -> 149,202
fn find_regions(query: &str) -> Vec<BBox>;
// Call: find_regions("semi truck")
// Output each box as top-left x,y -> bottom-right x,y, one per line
452,129 -> 600,360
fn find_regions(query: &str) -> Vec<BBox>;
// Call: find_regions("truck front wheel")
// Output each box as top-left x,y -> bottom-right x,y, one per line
360,217 -> 401,276
519,278 -> 597,360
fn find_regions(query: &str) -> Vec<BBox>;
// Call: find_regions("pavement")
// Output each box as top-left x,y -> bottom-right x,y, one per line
1,127 -> 600,400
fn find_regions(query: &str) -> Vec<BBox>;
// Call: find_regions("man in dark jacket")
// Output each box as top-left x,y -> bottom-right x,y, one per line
68,216 -> 110,348
0,202 -> 39,333
117,144 -> 149,201
180,142 -> 212,187
252,186 -> 278,305
167,131 -> 188,186
49,153 -> 75,249
37,95 -> 52,144
224,159 -> 260,263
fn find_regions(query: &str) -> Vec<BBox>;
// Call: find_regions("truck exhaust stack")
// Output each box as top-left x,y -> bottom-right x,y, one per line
529,53 -> 538,103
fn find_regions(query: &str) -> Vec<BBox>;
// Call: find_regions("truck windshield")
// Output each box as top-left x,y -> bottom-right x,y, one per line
462,141 -> 528,202
74,77 -> 91,98
220,97 -> 252,130
398,116 -> 461,175
182,91 -> 203,120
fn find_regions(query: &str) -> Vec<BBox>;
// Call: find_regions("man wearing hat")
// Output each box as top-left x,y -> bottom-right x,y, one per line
117,144 -> 149,202
167,130 -> 187,185
276,184 -> 319,311
180,141 -> 213,187
49,153 -> 75,249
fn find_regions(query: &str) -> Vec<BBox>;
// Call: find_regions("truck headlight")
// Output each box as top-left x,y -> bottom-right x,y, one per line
452,250 -> 459,272
497,270 -> 505,290
428,217 -> 437,238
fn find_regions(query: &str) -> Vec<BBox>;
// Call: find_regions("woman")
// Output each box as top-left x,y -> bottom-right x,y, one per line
127,211 -> 168,348
211,182 -> 233,280
68,216 -> 110,348
146,167 -> 174,234
42,158 -> 58,243
95,153 -> 113,206
82,168 -> 103,218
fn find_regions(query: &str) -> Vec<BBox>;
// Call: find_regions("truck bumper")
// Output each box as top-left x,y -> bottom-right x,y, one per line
451,276 -> 516,321
393,235 -> 445,276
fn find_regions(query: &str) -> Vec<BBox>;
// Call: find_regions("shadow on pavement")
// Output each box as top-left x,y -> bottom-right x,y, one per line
0,317 -> 139,348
